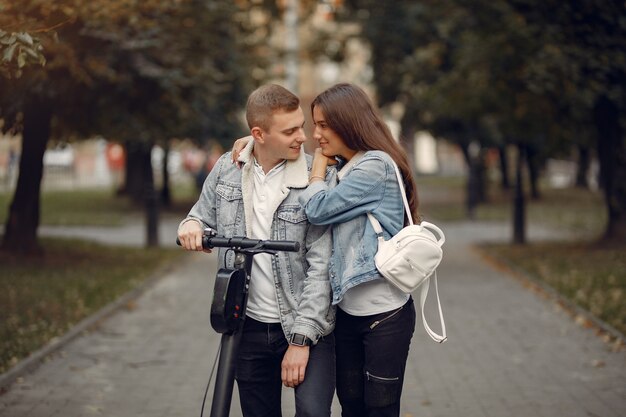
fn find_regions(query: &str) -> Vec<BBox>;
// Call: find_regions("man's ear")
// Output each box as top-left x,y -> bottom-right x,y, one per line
251,127 -> 264,144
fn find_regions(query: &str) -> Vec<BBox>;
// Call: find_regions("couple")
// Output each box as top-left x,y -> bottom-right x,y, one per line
177,83 -> 419,417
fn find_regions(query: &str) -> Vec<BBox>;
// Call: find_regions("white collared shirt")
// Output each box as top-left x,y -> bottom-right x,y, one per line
245,158 -> 287,323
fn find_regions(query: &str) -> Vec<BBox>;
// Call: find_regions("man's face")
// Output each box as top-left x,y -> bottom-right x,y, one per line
256,107 -> 307,162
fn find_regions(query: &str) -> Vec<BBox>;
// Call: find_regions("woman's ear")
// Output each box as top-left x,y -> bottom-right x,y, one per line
251,127 -> 264,144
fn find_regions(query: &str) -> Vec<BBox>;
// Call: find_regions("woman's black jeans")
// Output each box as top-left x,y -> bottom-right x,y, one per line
335,297 -> 416,417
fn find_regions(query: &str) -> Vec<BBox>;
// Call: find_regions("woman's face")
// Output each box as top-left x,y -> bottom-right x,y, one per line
312,106 -> 356,160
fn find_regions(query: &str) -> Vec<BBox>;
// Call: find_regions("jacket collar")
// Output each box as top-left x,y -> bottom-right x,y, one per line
237,139 -> 309,188
337,151 -> 365,181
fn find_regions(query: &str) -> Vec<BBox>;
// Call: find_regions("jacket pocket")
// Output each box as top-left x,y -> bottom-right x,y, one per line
216,182 -> 243,227
276,204 -> 307,224
276,204 -> 308,243
216,183 -> 242,201
275,204 -> 308,296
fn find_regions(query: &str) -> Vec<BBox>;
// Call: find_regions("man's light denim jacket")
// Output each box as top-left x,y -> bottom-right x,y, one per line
182,141 -> 336,344
298,150 -> 406,305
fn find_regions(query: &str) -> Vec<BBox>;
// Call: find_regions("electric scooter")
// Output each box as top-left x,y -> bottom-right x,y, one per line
178,228 -> 300,417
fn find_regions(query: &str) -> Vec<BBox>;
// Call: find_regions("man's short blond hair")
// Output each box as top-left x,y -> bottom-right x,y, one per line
246,84 -> 300,131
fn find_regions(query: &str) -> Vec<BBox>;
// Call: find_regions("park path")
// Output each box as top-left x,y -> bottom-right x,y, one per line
0,218 -> 625,417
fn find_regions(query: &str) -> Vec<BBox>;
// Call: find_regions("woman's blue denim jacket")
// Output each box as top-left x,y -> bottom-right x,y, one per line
298,150 -> 406,304
183,142 -> 336,344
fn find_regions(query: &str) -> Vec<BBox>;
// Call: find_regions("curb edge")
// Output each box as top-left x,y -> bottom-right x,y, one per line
472,244 -> 626,350
0,255 -> 186,393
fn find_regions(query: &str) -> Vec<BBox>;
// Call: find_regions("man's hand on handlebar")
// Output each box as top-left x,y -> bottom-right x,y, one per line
177,220 -> 212,253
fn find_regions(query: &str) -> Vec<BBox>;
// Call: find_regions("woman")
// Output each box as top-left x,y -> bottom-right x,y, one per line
298,83 -> 418,417
233,83 -> 419,416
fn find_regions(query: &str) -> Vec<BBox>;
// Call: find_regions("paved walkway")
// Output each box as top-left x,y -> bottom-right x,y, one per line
1,220 -> 625,417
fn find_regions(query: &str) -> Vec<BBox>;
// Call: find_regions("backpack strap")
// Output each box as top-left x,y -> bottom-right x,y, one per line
419,273 -> 447,343
367,157 -> 447,343
390,160 -> 414,226
366,212 -> 384,241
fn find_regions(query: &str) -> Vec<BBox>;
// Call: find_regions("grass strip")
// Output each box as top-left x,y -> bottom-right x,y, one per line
0,237 -> 186,374
0,190 -> 139,227
0,187 -> 197,227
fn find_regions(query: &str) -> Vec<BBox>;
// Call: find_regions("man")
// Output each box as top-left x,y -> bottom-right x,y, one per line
178,84 -> 336,417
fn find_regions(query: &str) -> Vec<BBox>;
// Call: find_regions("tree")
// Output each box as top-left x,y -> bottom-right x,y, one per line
509,0 -> 626,241
340,0 -> 626,242
342,0 -> 542,227
0,0 -> 256,253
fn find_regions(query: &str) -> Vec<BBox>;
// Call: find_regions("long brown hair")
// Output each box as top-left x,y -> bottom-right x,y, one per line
311,83 -> 419,222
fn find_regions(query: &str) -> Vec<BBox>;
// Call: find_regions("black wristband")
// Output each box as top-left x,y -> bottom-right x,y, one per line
290,333 -> 312,346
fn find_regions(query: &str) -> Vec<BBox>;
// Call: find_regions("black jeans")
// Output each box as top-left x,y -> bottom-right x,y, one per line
235,317 -> 336,417
335,297 -> 416,417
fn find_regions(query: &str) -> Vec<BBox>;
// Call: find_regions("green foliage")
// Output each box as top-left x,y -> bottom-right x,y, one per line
341,0 -> 625,148
342,0 -> 626,240
0,30 -> 46,78
0,0 -> 258,144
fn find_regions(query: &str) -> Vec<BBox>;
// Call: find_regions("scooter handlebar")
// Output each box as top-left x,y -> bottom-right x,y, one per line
176,236 -> 300,252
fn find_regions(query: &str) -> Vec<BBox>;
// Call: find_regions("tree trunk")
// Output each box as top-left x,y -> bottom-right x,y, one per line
498,145 -> 511,190
512,144 -> 526,244
119,141 -> 159,246
1,100 -> 52,254
160,142 -> 171,207
575,144 -> 590,189
476,149 -> 487,204
460,142 -> 485,219
124,141 -> 147,204
526,144 -> 541,200
594,95 -> 626,242
459,143 -> 475,219
142,142 -> 159,247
